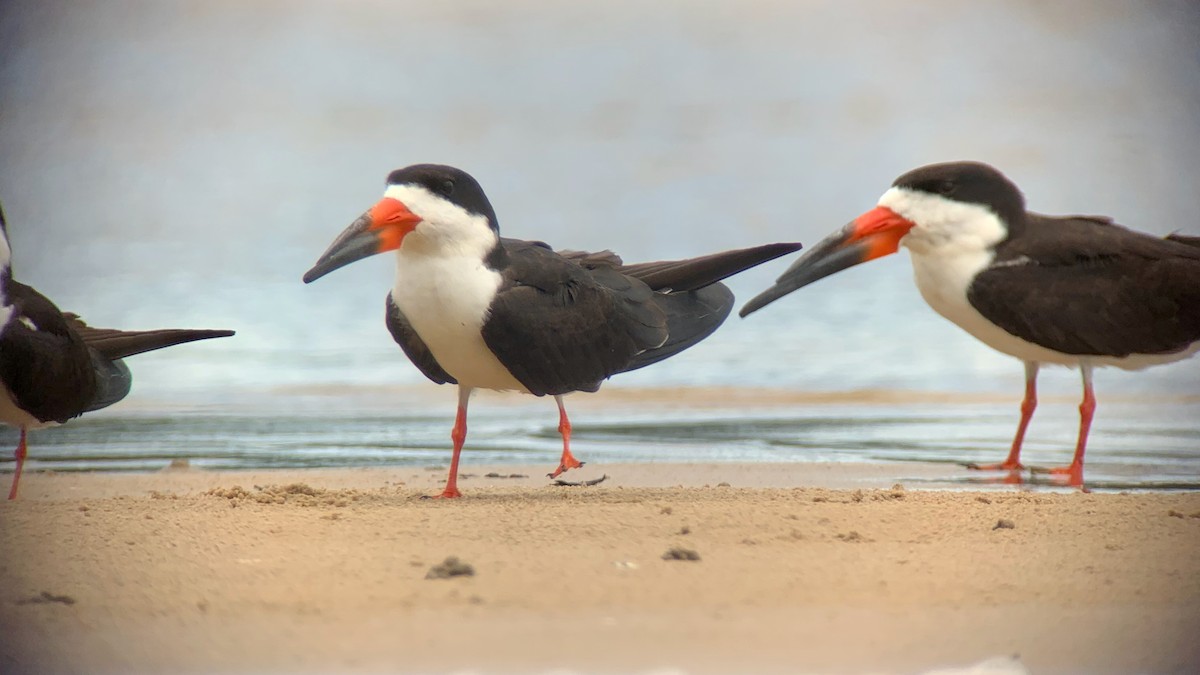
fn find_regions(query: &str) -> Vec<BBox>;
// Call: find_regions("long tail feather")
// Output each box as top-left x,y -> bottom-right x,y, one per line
619,242 -> 802,292
63,313 -> 234,360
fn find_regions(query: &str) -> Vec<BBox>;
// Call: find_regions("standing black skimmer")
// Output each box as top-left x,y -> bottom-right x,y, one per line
0,204 -> 235,499
303,163 -> 801,498
741,161 -> 1200,487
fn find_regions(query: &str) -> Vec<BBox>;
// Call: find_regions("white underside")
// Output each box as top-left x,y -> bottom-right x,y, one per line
0,285 -> 11,334
886,187 -> 1200,372
381,183 -> 530,393
391,251 -> 527,392
1,226 -> 11,331
909,252 -> 1200,370
0,385 -> 57,429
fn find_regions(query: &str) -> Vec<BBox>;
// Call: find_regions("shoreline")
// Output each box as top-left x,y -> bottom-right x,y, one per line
1,464 -> 1198,673
101,382 -> 1200,414
7,461 -> 986,500
8,458 -> 1197,500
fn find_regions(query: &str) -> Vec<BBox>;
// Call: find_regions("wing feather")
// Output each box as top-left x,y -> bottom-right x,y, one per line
969,216 -> 1200,356
481,242 -> 666,395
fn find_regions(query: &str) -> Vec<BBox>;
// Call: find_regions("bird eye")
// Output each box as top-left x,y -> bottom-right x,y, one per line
936,180 -> 955,195
439,179 -> 455,197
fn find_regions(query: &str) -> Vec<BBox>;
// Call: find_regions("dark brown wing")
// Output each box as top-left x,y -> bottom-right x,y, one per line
0,282 -> 98,422
617,242 -> 801,370
385,292 -> 456,385
969,215 -> 1200,357
482,240 -> 803,394
481,240 -> 668,395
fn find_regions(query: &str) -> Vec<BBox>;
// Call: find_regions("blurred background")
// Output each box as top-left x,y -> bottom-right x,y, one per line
1,1 -> 1197,484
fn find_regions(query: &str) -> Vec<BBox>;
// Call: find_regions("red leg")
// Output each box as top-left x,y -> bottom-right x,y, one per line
1049,364 -> 1093,487
971,361 -> 1037,472
8,427 -> 27,500
547,395 -> 584,479
432,388 -> 471,498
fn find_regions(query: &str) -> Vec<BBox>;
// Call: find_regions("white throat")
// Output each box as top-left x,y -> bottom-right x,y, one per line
880,187 -> 1008,258
878,188 -> 1200,370
384,184 -> 525,391
0,231 -> 13,332
0,228 -> 11,274
879,187 -> 1061,363
383,184 -> 496,259
879,188 -> 1008,320
0,288 -> 11,333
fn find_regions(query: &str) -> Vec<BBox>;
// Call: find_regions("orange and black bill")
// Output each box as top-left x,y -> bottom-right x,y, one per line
302,198 -> 421,283
738,206 -> 915,317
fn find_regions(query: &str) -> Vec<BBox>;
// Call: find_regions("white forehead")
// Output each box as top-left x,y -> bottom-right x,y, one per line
0,231 -> 11,330
879,187 -> 991,226
0,226 -> 10,275
383,183 -> 476,224
878,186 -> 1007,252
382,182 -> 495,256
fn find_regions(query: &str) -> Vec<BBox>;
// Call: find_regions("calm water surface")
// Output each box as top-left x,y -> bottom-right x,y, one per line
4,388 -> 1197,492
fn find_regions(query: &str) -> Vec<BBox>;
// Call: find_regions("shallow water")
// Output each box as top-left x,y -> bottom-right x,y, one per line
4,387 -> 1197,492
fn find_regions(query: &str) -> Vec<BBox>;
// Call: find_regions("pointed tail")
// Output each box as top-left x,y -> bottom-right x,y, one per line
1166,232 -> 1200,248
63,313 -> 234,360
619,242 -> 802,292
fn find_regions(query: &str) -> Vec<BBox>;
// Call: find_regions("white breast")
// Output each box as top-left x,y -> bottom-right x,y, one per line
884,187 -> 1084,367
907,251 -> 1080,365
0,236 -> 12,332
391,251 -> 527,392
886,187 -> 1200,371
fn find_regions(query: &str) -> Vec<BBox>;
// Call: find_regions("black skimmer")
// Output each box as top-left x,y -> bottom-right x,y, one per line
741,161 -> 1200,487
0,204 -> 235,499
303,163 -> 801,498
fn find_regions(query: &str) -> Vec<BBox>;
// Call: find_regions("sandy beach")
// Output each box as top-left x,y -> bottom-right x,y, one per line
4,2 -> 1200,673
1,464 -> 1198,674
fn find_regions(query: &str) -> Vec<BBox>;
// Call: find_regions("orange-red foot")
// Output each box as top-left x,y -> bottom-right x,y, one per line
423,485 -> 463,499
1044,464 -> 1085,488
547,454 -> 585,479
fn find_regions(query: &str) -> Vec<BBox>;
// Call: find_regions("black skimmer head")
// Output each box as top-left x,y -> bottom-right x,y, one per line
303,164 -> 500,283
304,164 -> 802,497
740,161 -> 1026,317
740,160 -> 1200,487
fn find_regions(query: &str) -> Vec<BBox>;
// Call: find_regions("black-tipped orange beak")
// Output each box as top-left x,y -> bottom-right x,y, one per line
739,206 -> 915,317
302,198 -> 422,283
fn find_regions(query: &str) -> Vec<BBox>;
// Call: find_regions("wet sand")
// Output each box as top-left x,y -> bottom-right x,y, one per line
1,464 -> 1198,674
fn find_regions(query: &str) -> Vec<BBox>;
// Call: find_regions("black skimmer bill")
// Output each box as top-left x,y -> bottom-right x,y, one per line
303,163 -> 802,498
0,204 -> 235,499
740,161 -> 1200,487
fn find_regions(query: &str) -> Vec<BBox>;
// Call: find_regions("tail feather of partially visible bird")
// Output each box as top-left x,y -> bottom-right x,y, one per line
1166,232 -> 1200,248
84,351 -> 132,413
63,313 -> 235,360
619,242 -> 803,292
